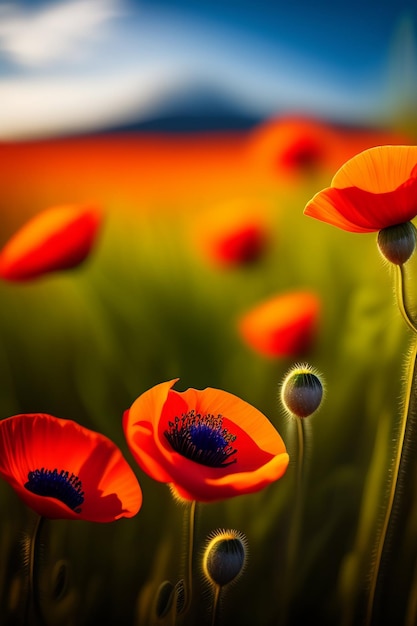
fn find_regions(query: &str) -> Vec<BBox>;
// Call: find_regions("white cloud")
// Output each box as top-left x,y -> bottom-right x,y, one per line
0,0 -> 124,67
0,2 -> 396,140
0,65 -> 195,139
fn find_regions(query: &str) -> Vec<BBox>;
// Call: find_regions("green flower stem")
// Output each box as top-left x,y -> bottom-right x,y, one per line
366,337 -> 417,626
24,514 -> 45,626
395,264 -> 417,334
287,416 -> 307,574
279,415 -> 309,624
178,499 -> 197,620
405,523 -> 417,626
210,585 -> 221,626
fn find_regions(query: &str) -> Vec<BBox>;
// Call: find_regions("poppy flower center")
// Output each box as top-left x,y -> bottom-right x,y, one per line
24,468 -> 85,513
164,410 -> 237,467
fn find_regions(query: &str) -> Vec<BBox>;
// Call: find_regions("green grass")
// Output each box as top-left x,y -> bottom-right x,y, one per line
0,177 -> 414,625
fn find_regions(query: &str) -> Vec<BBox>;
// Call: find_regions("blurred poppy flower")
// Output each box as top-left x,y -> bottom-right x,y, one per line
0,413 -> 142,522
192,199 -> 271,267
248,116 -> 341,178
238,291 -> 320,358
304,145 -> 417,233
248,116 -> 413,182
123,379 -> 289,502
0,203 -> 102,281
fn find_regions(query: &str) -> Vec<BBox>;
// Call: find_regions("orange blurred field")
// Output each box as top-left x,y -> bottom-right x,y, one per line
0,116 -> 413,239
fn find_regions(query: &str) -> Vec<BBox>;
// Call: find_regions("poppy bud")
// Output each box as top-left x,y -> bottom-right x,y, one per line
51,559 -> 70,602
202,529 -> 247,588
154,580 -> 175,619
377,222 -> 417,265
281,363 -> 324,418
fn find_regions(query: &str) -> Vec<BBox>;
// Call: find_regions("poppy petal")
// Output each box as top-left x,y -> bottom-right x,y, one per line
156,387 -> 281,471
152,415 -> 289,502
182,386 -> 286,454
305,177 -> 417,233
123,379 -> 182,483
123,413 -> 174,485
0,414 -> 142,522
168,451 -> 289,502
0,204 -> 102,281
331,145 -> 417,193
203,453 -> 289,496
77,440 -> 143,522
125,379 -> 181,431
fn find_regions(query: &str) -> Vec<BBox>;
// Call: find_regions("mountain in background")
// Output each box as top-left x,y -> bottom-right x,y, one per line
87,80 -> 265,135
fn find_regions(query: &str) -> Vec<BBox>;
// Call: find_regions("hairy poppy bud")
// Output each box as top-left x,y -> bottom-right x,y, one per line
377,222 -> 417,265
281,363 -> 324,418
202,529 -> 247,588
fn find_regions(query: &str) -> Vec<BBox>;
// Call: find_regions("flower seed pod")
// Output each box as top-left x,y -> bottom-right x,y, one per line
281,363 -> 324,418
202,529 -> 247,588
154,580 -> 175,619
377,222 -> 417,265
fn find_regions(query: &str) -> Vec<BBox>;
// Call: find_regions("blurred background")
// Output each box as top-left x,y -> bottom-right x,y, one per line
1,1 -> 417,625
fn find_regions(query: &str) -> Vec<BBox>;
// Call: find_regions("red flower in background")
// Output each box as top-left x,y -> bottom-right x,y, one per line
0,413 -> 142,522
123,379 -> 289,502
0,203 -> 102,281
248,116 -> 413,181
303,145 -> 417,233
248,116 -> 343,178
192,199 -> 271,267
238,291 -> 320,358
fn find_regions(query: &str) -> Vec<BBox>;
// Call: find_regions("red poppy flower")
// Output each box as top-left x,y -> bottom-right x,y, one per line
238,291 -> 320,358
123,379 -> 289,502
304,145 -> 417,233
248,116 -> 413,182
247,116 -> 341,178
0,414 -> 142,522
0,203 -> 102,281
192,199 -> 270,267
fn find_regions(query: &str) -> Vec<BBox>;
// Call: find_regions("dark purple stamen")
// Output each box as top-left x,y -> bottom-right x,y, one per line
25,468 -> 84,513
164,410 -> 237,468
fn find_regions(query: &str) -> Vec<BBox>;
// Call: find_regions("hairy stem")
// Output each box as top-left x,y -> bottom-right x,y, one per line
24,515 -> 45,626
210,585 -> 221,626
395,265 -> 417,333
278,416 -> 310,625
366,338 -> 417,625
287,416 -> 307,575
178,500 -> 197,619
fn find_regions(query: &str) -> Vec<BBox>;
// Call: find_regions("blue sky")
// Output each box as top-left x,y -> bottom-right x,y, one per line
0,0 -> 416,138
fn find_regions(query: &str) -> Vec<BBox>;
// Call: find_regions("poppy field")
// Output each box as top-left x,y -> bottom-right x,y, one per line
0,117 -> 417,626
